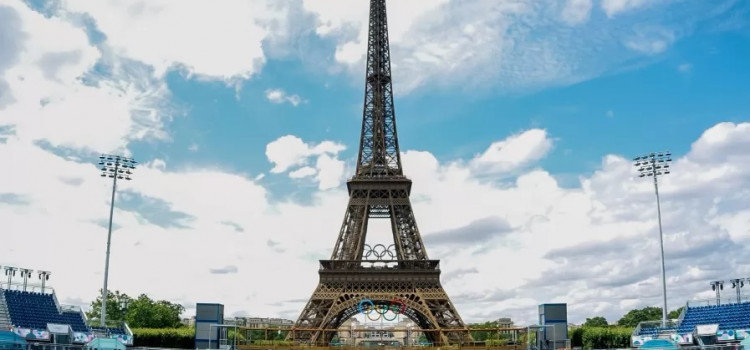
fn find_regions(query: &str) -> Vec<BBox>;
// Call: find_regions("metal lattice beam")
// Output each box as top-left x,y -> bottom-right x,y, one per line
290,0 -> 471,346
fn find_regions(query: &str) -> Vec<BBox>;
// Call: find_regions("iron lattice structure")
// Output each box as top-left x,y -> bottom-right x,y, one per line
289,0 -> 471,345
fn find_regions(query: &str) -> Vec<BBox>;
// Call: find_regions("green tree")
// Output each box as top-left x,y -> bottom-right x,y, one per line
617,306 -> 683,327
86,290 -> 133,323
583,316 -> 609,328
668,306 -> 684,319
88,291 -> 184,328
126,294 -> 185,328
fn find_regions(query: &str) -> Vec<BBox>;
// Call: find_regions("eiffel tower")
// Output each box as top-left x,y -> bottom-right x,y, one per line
288,0 -> 471,346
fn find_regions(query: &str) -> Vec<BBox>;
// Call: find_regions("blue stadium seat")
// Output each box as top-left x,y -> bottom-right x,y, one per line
3,290 -> 90,332
677,302 -> 750,333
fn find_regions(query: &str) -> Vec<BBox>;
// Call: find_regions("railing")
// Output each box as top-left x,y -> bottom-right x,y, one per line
686,298 -> 749,308
677,302 -> 687,322
59,305 -> 82,313
0,282 -> 55,295
319,260 -> 440,271
633,319 -> 680,336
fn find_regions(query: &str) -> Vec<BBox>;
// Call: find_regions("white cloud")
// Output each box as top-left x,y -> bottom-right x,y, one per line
561,0 -> 593,25
297,0 -> 727,94
0,0 -> 171,154
469,129 -> 553,174
264,88 -> 304,106
623,25 -> 676,55
3,0 -> 750,331
27,0 -> 730,96
289,166 -> 317,179
265,135 -> 347,190
61,0 -> 282,81
601,0 -> 660,18
4,114 -> 750,325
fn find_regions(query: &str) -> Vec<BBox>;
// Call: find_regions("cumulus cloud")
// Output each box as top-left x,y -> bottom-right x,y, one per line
61,0 -> 281,80
0,1 -> 171,153
39,0 -> 736,95
299,0 -> 734,93
4,117 -> 750,325
3,0 -> 750,329
265,88 -> 304,106
265,135 -> 347,190
469,129 -> 553,174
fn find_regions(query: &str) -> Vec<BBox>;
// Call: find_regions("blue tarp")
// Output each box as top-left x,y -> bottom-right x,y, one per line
85,338 -> 126,350
0,331 -> 27,349
640,339 -> 680,350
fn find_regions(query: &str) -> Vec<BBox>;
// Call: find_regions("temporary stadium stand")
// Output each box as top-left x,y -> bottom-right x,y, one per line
1,289 -> 133,345
632,301 -> 750,347
678,303 -> 750,333
2,290 -> 86,331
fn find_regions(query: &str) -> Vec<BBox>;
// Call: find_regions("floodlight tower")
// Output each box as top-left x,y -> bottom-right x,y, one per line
98,154 -> 136,327
19,268 -> 33,292
710,280 -> 724,305
4,266 -> 18,288
634,151 -> 672,327
38,271 -> 51,293
730,278 -> 744,303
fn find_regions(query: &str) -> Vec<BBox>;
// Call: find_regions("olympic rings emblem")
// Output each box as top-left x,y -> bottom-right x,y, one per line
363,244 -> 396,261
357,298 -> 406,321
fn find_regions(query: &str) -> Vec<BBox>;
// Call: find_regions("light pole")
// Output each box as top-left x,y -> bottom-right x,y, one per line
710,280 -> 724,305
19,268 -> 33,292
3,266 -> 17,289
730,278 -> 744,303
98,154 -> 136,327
634,151 -> 672,327
38,271 -> 51,293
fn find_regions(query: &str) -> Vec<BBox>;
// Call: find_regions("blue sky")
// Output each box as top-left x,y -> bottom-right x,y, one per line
2,0 -> 750,326
132,4 -> 750,190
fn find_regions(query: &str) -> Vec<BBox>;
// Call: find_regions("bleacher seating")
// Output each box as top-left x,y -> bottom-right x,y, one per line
2,290 -> 89,332
678,302 -> 750,333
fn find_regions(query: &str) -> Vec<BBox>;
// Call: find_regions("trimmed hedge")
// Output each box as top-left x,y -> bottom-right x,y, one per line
132,328 -> 195,349
569,327 -> 633,349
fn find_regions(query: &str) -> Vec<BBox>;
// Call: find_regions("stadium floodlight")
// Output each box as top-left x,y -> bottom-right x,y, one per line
98,154 -> 137,327
38,271 -> 51,293
19,268 -> 33,292
730,278 -> 744,303
710,280 -> 724,305
4,266 -> 18,287
633,151 -> 672,327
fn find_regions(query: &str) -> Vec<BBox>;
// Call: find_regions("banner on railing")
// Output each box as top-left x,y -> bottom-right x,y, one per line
671,333 -> 693,345
716,330 -> 736,342
631,335 -> 655,347
72,332 -> 94,344
110,334 -> 133,346
12,327 -> 50,341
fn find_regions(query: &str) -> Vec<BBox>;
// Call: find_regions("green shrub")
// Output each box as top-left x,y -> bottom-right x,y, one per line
579,327 -> 633,349
132,328 -> 195,349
